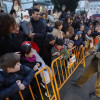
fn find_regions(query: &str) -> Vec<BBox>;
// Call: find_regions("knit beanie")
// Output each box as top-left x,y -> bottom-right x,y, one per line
22,10 -> 29,17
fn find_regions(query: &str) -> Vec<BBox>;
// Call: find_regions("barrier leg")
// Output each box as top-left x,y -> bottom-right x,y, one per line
82,47 -> 85,67
19,91 -> 24,100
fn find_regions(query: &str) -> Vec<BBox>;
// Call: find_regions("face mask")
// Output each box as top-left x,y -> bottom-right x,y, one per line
23,18 -> 30,22
14,6 -> 19,11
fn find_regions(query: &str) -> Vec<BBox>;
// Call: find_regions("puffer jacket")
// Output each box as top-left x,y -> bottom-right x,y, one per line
0,65 -> 35,100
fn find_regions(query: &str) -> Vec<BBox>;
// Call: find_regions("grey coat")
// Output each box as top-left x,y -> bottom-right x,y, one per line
20,21 -> 34,35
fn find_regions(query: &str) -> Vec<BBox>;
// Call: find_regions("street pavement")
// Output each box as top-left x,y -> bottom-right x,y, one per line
60,55 -> 100,100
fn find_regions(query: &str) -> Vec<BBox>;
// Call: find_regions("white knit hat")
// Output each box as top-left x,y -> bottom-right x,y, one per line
22,10 -> 29,17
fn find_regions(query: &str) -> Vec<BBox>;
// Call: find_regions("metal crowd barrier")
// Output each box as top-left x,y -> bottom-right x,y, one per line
6,84 -> 35,100
5,44 -> 96,100
6,67 -> 57,100
34,66 -> 57,100
51,46 -> 85,100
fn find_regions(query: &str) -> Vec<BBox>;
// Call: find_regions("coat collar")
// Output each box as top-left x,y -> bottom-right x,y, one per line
54,44 -> 64,51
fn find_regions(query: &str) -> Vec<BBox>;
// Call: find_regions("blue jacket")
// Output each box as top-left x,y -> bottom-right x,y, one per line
0,65 -> 35,99
74,38 -> 85,46
91,32 -> 100,38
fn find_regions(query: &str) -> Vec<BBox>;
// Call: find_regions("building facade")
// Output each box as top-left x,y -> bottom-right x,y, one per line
76,0 -> 100,14
89,0 -> 100,14
76,0 -> 89,12
34,0 -> 53,10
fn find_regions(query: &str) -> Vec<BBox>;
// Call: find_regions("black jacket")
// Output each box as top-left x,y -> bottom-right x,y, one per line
0,34 -> 22,57
20,56 -> 42,69
30,18 -> 46,51
0,65 -> 35,100
59,11 -> 67,20
42,41 -> 54,66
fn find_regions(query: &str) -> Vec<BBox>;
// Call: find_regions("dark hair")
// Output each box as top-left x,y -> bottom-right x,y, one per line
48,10 -> 52,15
62,5 -> 66,8
54,9 -> 58,13
79,25 -> 84,28
32,8 -> 40,14
41,12 -> 47,17
45,34 -> 56,43
20,44 -> 32,56
0,13 -> 16,36
65,15 -> 72,21
10,9 -> 16,15
0,53 -> 20,71
88,23 -> 93,27
12,0 -> 22,9
55,21 -> 63,29
56,39 -> 64,46
33,3 -> 39,7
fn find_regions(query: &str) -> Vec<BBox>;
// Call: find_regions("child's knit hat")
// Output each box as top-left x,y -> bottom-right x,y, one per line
22,10 -> 29,17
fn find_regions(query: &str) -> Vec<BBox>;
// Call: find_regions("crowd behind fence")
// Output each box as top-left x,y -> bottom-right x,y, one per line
5,42 -> 96,100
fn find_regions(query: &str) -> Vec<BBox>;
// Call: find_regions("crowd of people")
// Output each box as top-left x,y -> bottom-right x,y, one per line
0,0 -> 100,100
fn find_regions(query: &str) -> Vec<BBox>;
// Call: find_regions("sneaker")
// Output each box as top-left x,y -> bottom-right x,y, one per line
89,92 -> 97,99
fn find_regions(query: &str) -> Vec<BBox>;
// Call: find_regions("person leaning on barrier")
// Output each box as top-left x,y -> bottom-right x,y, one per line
51,39 -> 69,81
72,40 -> 100,98
42,34 -> 56,66
0,53 -> 35,100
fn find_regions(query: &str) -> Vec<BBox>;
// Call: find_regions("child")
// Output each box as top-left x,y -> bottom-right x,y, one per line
51,39 -> 69,62
0,53 -> 35,100
67,40 -> 74,50
74,31 -> 85,48
20,43 -> 41,72
20,10 -> 34,41
40,12 -> 48,27
20,43 -> 53,97
51,39 -> 69,81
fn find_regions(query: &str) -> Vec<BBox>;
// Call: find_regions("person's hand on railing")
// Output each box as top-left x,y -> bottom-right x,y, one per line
52,52 -> 60,56
19,84 -> 26,91
33,63 -> 40,71
16,80 -> 25,90
80,45 -> 83,48
59,55 -> 63,60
